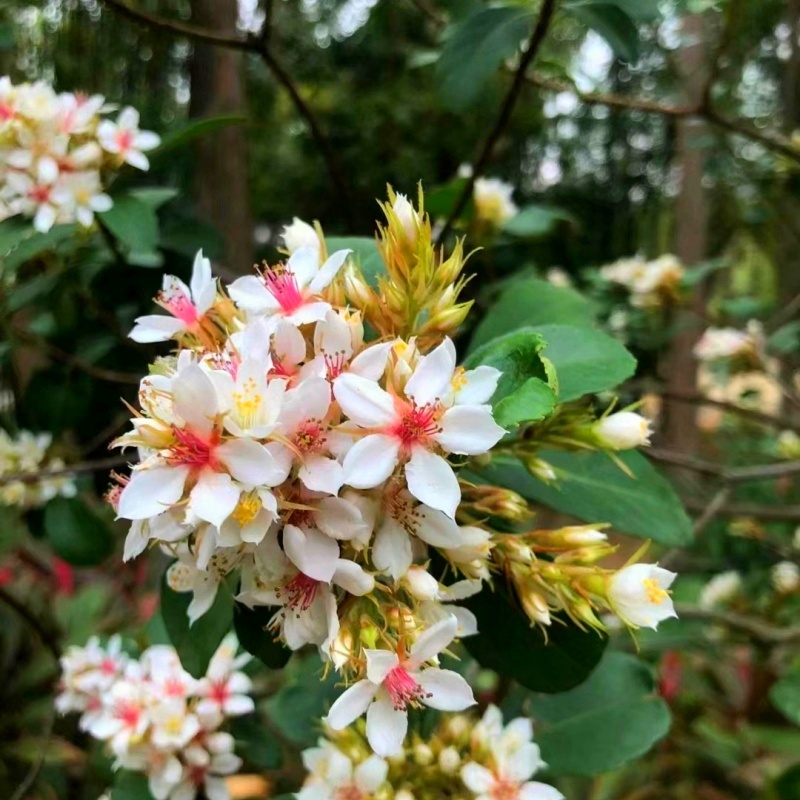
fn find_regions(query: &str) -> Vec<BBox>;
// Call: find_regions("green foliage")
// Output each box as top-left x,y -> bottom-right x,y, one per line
770,672 -> 800,726
464,586 -> 607,693
565,0 -> 645,62
111,770 -> 152,800
503,204 -> 576,238
473,452 -> 693,544
159,571 -> 234,679
535,651 -> 671,775
43,497 -> 114,567
436,5 -> 535,111
493,377 -> 557,428
325,236 -> 386,286
233,602 -> 292,669
150,115 -> 247,159
98,195 -> 162,267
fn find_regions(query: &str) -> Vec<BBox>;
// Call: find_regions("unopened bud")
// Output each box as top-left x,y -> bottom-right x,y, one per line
438,746 -> 461,774
593,412 -> 652,450
562,527 -> 608,545
413,743 -> 434,766
392,193 -> 419,243
526,457 -> 557,483
403,566 -> 440,601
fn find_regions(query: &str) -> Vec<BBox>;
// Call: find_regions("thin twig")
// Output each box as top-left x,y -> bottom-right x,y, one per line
675,603 -> 800,644
436,0 -> 559,243
647,448 -> 800,482
0,455 -> 131,487
682,497 -> 800,521
692,485 -> 732,536
99,0 -> 354,224
10,707 -> 56,800
0,586 -> 61,661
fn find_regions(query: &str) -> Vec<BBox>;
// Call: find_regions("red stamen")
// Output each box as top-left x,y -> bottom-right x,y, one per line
389,402 -> 441,450
208,679 -> 230,705
167,427 -> 219,470
261,266 -> 304,312
294,420 -> 326,453
115,129 -> 134,152
323,352 -> 348,380
281,573 -> 319,611
115,701 -> 142,729
384,665 -> 428,710
157,278 -> 198,325
29,185 -> 51,204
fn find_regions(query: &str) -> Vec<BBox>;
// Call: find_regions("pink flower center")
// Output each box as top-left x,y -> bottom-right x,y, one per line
389,402 -> 441,451
167,427 -> 219,470
164,677 -> 187,697
262,266 -> 304,313
100,658 -> 118,675
294,419 -> 326,453
157,280 -> 199,325
490,778 -> 521,800
282,572 -> 319,611
384,665 -> 428,710
29,185 -> 51,204
0,103 -> 15,121
323,352 -> 348,380
115,129 -> 134,153
115,701 -> 142,729
208,679 -> 230,705
334,786 -> 365,800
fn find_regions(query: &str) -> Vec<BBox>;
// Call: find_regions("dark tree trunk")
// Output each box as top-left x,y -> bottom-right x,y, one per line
189,0 -> 253,273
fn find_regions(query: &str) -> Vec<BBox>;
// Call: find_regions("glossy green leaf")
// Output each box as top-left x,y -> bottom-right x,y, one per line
3,223 -> 78,273
465,329 -> 549,404
474,451 -> 692,545
233,602 -> 291,670
503,204 -> 575,238
326,236 -> 386,287
43,497 -> 114,567
436,5 -> 535,111
470,279 -> 594,350
111,770 -> 152,800
98,195 -> 161,266
566,2 -> 641,62
494,377 -> 557,428
535,652 -> 671,775
160,570 -> 233,679
535,323 -> 637,401
150,114 -> 247,157
771,672 -> 800,726
464,587 -> 607,692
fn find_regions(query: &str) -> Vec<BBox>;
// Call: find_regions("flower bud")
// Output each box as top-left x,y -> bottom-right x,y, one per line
561,527 -> 608,546
282,216 -> 320,256
772,561 -> 800,594
593,412 -> 652,449
526,457 -> 557,483
413,743 -> 434,766
403,566 -> 440,601
438,746 -> 461,774
392,193 -> 419,243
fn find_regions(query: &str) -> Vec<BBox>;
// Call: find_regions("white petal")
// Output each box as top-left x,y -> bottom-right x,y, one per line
190,250 -> 215,313
408,616 -> 458,666
286,246 -> 320,289
373,517 -> 413,580
519,783 -> 564,800
461,763 -> 495,794
436,405 -> 505,455
129,314 -> 186,342
405,338 -> 456,406
333,373 -> 396,427
350,341 -> 393,381
326,680 -> 378,730
283,524 -> 338,582
300,454 -> 344,495
405,447 -> 460,518
189,471 -> 240,528
174,364 -> 218,436
217,438 -> 288,486
308,248 -> 350,294
333,559 -> 374,596
366,692 -> 408,757
457,366 -> 502,405
413,504 -> 462,547
342,434 -> 400,489
417,668 -> 475,711
315,496 -> 371,541
366,649 -> 400,684
354,754 -> 389,793
187,578 -> 219,624
117,466 -> 189,520
229,275 -> 278,313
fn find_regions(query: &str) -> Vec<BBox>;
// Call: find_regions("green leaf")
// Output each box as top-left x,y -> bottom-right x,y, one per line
535,651 -> 671,775
111,770 -> 152,800
535,324 -> 637,401
473,451 -> 693,545
502,204 -> 575,238
567,2 -> 641,62
771,672 -> 800,726
231,716 -> 283,769
233,602 -> 291,669
326,236 -> 385,287
55,583 -> 114,646
494,377 -> 557,428
43,497 -> 114,567
470,279 -> 594,350
150,115 -> 247,158
436,5 -> 535,111
464,329 -> 549,405
575,0 -> 661,21
128,187 -> 180,210
98,195 -> 161,266
160,570 -> 233,679
3,223 -> 79,273
160,216 -> 225,260
265,655 -> 340,745
464,587 -> 607,692
768,321 -> 800,355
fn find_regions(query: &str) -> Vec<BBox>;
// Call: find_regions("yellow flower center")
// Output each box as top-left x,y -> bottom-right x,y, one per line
451,366 -> 467,393
232,377 -> 263,428
232,491 -> 262,526
644,578 -> 668,605
164,715 -> 184,735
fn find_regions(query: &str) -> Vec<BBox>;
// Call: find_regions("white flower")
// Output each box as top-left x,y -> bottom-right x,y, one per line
325,616 -> 475,756
196,633 -> 255,723
473,177 -> 517,225
593,411 -> 652,449
772,561 -> 800,594
392,193 -> 419,242
297,741 -> 388,800
282,216 -> 321,260
130,251 -> 217,343
693,327 -> 754,362
699,570 -> 741,609
56,170 -> 113,227
228,247 -> 350,329
5,171 -> 63,232
97,106 -> 160,170
608,563 -> 677,629
334,338 -> 505,517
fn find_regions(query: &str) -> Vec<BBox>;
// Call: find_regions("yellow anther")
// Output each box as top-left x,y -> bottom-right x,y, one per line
644,577 -> 668,605
232,491 -> 262,526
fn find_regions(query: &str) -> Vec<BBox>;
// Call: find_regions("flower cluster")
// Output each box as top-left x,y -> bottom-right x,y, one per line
600,254 -> 684,308
56,634 -> 253,800
693,322 -> 762,366
299,704 -> 562,800
110,189 -> 675,757
0,77 -> 159,231
0,428 -> 76,508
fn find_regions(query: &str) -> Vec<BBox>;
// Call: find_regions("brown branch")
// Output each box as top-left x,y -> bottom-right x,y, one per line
675,603 -> 800,644
682,497 -> 800,521
100,0 -> 354,225
692,485 -> 732,536
0,455 -> 131,487
647,448 -> 800,482
437,0 -> 559,244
